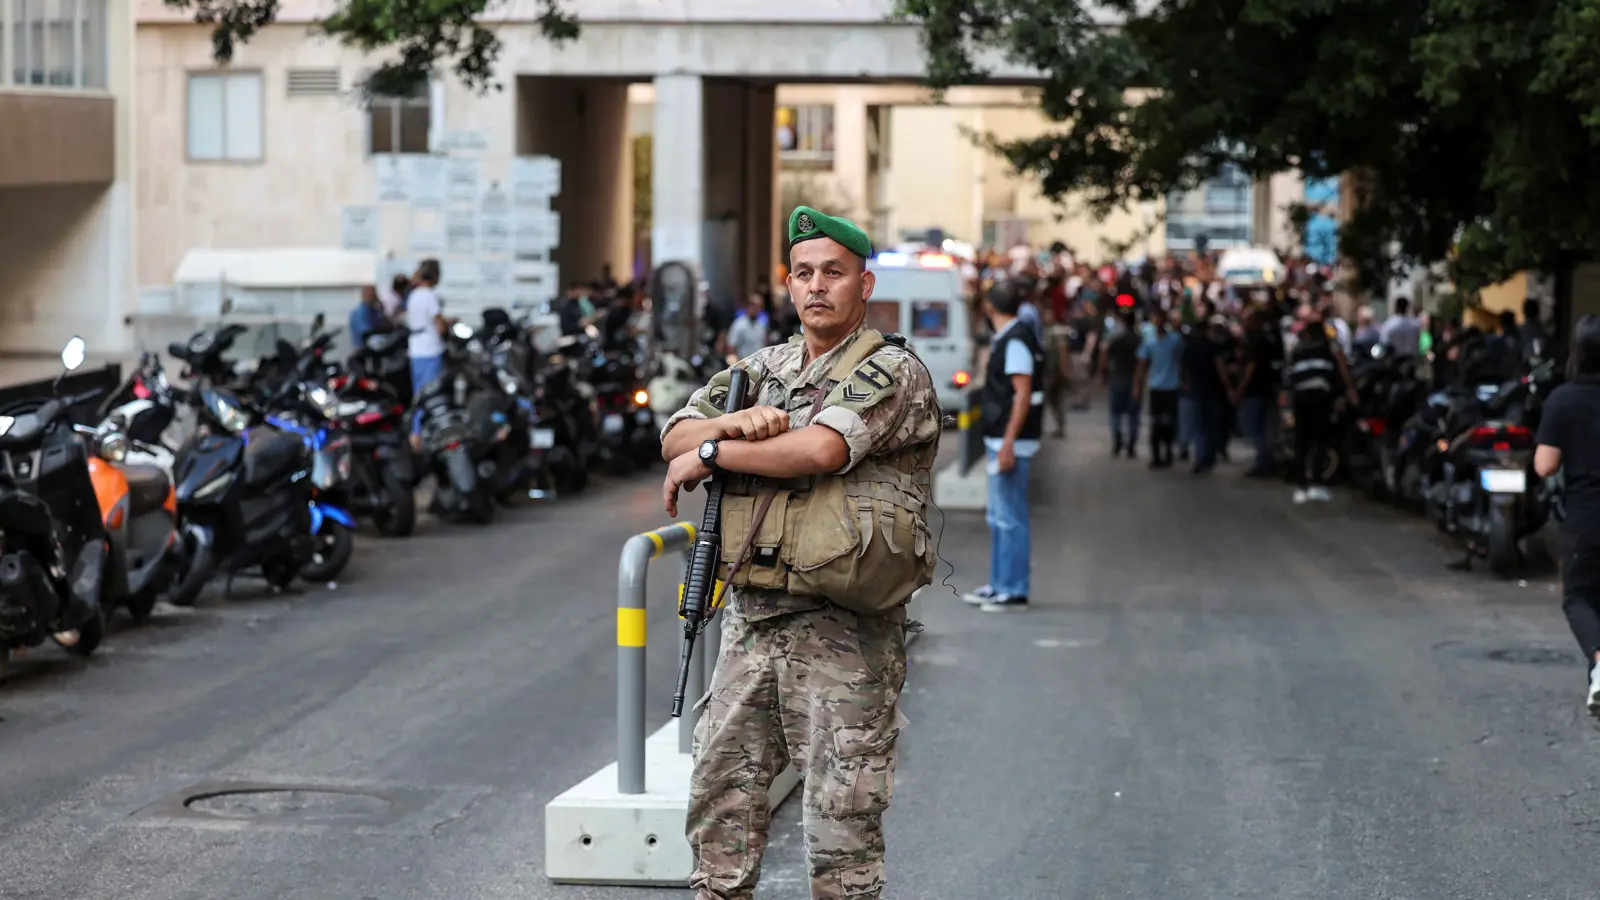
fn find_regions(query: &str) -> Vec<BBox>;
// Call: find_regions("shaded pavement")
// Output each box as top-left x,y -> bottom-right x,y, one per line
0,413 -> 1594,899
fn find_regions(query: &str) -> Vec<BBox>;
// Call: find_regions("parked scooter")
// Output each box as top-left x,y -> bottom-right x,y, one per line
84,419 -> 193,618
415,323 -> 501,524
164,327 -> 350,599
1416,359 -> 1558,574
0,338 -> 110,659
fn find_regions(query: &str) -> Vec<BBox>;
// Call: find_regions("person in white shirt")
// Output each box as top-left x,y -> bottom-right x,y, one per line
405,260 -> 448,438
725,295 -> 770,361
1378,296 -> 1422,357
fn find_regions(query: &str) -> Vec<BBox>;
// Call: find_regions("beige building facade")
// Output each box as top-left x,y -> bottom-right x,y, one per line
0,0 -> 136,355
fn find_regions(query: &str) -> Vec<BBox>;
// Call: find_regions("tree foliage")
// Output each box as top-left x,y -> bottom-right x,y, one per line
165,0 -> 577,97
895,0 -> 1600,291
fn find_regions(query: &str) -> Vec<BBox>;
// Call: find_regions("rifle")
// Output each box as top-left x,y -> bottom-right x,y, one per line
671,367 -> 749,718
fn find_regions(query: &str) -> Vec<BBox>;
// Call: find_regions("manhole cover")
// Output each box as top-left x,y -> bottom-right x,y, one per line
184,789 -> 394,822
1485,647 -> 1579,666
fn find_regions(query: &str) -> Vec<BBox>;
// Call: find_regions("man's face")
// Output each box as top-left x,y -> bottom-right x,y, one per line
786,238 -> 873,335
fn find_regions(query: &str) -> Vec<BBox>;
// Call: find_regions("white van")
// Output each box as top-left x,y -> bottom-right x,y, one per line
864,251 -> 973,413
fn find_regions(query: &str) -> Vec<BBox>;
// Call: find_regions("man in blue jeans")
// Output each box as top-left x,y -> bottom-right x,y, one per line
964,283 -> 1044,613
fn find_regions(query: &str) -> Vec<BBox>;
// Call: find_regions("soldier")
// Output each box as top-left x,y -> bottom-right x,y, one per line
659,206 -> 942,900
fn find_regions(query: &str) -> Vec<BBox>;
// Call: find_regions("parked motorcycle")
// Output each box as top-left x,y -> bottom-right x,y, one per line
164,327 -> 351,598
1415,359 -> 1559,574
325,372 -> 419,533
85,419 -> 193,618
415,324 -> 502,524
587,338 -> 659,473
0,338 -> 110,658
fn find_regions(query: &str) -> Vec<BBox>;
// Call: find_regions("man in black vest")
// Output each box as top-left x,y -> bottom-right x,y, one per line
962,282 -> 1044,612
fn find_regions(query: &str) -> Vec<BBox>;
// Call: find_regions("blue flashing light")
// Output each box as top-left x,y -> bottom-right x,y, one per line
874,251 -> 910,267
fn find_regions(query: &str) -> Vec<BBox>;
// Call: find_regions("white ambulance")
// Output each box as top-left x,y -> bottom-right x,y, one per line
863,250 -> 975,414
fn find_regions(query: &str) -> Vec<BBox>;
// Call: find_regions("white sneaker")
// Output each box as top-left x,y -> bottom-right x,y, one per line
1308,486 -> 1334,502
1586,668 -> 1600,717
1293,489 -> 1309,505
962,585 -> 996,606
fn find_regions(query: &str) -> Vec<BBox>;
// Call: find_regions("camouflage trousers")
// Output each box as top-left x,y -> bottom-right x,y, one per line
687,604 -> 909,900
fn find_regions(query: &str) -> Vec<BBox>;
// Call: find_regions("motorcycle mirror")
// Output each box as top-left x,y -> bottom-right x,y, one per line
61,335 -> 86,372
311,312 -> 326,333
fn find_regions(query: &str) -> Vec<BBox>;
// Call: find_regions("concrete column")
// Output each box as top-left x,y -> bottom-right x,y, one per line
700,79 -> 745,313
744,85 -> 776,292
653,74 -> 705,277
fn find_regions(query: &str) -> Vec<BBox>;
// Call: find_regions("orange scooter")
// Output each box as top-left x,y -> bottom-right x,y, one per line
84,428 -> 193,621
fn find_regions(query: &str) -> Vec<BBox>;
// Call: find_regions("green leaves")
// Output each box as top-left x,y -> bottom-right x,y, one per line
164,0 -> 578,96
896,0 -> 1600,290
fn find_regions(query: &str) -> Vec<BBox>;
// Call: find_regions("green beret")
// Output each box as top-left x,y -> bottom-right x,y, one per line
787,206 -> 873,260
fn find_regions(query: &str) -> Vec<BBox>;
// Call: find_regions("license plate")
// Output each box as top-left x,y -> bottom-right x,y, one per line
603,413 -> 624,434
1481,468 -> 1526,493
530,428 -> 555,449
635,409 -> 655,425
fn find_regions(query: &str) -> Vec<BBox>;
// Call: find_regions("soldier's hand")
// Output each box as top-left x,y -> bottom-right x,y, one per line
721,406 -> 789,442
663,451 -> 713,517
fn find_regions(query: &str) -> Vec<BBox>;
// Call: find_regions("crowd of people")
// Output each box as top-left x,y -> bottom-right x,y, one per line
961,243 -> 1554,504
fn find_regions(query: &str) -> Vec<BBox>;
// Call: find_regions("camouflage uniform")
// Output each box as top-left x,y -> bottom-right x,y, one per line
661,326 -> 941,899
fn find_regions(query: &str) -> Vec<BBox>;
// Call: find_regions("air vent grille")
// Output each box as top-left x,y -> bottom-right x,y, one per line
286,68 -> 341,97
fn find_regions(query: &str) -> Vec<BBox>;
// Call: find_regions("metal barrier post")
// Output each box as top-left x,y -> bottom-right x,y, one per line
958,387 -> 983,475
615,521 -> 698,796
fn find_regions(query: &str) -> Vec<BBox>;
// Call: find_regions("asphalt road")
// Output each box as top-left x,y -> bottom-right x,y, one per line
0,423 -> 1596,899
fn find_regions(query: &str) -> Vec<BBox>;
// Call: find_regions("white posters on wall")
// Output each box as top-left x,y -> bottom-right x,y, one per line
341,206 -> 379,251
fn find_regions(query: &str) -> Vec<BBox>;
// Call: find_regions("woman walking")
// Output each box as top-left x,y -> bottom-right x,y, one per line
1535,315 -> 1600,715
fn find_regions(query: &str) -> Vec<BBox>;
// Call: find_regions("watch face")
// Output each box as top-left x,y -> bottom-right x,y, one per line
699,442 -> 716,460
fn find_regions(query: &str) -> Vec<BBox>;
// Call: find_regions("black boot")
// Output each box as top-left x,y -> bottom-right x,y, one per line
1113,434 -> 1123,457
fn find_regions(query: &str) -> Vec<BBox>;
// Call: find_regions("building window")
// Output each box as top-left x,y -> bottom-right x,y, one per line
187,71 -> 265,162
777,104 -> 834,168
7,0 -> 104,88
369,80 -> 430,154
79,0 -> 104,87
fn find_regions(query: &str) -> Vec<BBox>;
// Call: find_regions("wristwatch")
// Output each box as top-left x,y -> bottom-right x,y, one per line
698,439 -> 721,468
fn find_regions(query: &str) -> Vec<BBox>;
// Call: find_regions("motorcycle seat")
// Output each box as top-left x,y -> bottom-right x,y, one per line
123,464 -> 171,516
244,428 -> 305,487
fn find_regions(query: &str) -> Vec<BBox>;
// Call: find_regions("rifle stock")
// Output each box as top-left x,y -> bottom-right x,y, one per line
670,367 -> 750,718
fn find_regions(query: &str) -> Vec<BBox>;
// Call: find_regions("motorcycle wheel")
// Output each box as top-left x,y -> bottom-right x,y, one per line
373,468 -> 417,538
1487,503 -> 1519,577
124,585 -> 159,624
300,520 -> 355,581
163,526 -> 215,608
53,607 -> 104,658
467,487 -> 496,525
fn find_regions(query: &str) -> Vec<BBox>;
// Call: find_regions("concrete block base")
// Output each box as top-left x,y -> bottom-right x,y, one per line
545,721 -> 800,886
934,461 -> 987,512
545,629 -> 922,886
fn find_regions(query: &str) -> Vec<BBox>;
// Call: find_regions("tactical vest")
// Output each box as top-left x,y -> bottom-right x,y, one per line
716,329 -> 939,616
981,321 -> 1045,441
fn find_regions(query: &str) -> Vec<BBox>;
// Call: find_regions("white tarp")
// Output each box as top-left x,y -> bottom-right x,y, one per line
172,247 -> 380,289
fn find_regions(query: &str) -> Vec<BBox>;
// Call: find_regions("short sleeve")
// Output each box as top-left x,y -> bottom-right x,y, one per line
659,359 -> 761,441
1004,340 -> 1035,377
1537,388 -> 1569,449
1136,339 -> 1151,360
812,350 -> 941,474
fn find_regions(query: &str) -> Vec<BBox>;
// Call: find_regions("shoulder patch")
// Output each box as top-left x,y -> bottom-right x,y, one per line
827,350 -> 903,411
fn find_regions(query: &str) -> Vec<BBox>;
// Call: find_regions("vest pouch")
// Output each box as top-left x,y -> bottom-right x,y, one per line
718,490 -> 792,591
782,477 -> 859,579
787,478 -> 934,617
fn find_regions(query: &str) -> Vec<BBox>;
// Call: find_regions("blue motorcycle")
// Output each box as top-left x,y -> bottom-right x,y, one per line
266,408 -> 358,582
